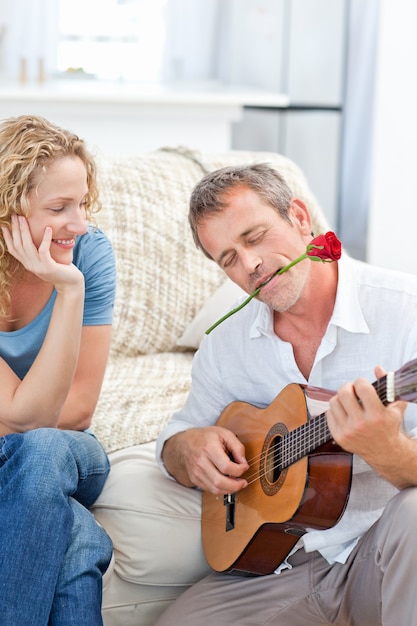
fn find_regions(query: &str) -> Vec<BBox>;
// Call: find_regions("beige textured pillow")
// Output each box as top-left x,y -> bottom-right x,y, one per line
176,277 -> 246,349
92,351 -> 194,453
96,151 -> 225,357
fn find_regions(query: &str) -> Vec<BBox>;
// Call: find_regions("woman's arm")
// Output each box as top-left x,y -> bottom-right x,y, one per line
0,217 -> 85,433
57,324 -> 112,431
57,227 -> 116,431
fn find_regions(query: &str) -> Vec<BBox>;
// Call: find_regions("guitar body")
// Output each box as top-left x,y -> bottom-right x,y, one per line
202,383 -> 353,575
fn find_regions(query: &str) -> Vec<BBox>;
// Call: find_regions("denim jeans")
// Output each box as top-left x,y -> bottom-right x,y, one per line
0,428 -> 113,626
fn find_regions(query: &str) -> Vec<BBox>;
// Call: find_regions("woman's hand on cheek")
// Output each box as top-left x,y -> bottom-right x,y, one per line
2,216 -> 83,289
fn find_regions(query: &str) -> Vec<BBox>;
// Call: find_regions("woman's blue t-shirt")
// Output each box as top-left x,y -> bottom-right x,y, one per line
0,226 -> 116,380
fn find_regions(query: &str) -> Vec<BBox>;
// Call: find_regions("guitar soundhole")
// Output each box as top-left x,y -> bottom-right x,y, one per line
260,423 -> 288,496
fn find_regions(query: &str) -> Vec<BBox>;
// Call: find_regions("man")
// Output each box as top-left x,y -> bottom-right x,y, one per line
155,163 -> 417,625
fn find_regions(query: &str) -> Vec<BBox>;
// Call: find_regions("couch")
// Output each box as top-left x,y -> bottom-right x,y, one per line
89,146 -> 330,625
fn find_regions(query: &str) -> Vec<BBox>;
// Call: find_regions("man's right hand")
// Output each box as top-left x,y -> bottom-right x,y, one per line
162,426 -> 249,494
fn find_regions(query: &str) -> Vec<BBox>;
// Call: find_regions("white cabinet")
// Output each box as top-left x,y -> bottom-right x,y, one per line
229,0 -> 347,233
0,81 -> 288,155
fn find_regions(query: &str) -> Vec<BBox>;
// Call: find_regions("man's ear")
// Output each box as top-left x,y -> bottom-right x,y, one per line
289,198 -> 313,235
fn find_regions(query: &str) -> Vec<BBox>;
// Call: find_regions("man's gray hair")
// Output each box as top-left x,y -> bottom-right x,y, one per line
189,162 -> 293,257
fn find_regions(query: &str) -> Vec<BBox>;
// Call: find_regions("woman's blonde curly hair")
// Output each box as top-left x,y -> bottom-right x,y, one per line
0,115 -> 102,317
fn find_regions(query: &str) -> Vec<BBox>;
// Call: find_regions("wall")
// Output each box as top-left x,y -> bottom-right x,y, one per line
368,0 -> 417,272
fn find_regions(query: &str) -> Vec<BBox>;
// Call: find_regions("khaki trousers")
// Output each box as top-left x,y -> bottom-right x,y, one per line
155,487 -> 417,626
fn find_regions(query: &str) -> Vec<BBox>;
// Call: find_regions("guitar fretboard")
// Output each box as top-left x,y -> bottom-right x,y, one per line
278,373 -> 389,470
279,413 -> 330,469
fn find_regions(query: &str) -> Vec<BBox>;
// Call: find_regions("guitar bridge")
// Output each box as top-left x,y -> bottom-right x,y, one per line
224,493 -> 236,531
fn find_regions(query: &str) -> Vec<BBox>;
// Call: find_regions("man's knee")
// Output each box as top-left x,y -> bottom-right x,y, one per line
386,487 -> 417,521
377,486 -> 417,551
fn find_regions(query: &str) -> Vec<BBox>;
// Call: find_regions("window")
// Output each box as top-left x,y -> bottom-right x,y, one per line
57,0 -> 167,82
1,0 -> 222,85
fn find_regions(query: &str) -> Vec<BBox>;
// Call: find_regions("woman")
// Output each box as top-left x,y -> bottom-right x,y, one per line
0,115 -> 116,625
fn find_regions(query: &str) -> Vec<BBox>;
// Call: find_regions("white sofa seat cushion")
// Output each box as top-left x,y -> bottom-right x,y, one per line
92,441 -> 211,587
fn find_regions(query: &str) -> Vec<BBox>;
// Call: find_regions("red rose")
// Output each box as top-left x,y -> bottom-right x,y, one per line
307,231 -> 342,261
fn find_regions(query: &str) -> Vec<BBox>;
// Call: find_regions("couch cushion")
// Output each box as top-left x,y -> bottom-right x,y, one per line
176,277 -> 247,349
95,149 -> 225,357
91,352 -> 193,453
91,352 -> 193,452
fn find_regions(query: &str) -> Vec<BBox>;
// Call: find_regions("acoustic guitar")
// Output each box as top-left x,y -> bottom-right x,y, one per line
201,359 -> 417,576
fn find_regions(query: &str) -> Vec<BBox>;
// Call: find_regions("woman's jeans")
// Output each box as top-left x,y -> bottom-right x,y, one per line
0,428 -> 113,626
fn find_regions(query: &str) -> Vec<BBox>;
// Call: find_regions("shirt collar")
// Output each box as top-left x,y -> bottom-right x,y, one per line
249,300 -> 273,339
330,254 -> 369,334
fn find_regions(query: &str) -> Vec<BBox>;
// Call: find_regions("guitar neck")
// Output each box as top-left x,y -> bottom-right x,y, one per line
280,373 -> 389,470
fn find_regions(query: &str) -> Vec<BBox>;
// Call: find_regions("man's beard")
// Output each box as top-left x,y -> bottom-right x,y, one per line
257,263 -> 309,312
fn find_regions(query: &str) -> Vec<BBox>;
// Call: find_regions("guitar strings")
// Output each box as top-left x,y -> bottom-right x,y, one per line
238,374 -> 405,488
243,416 -> 329,487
